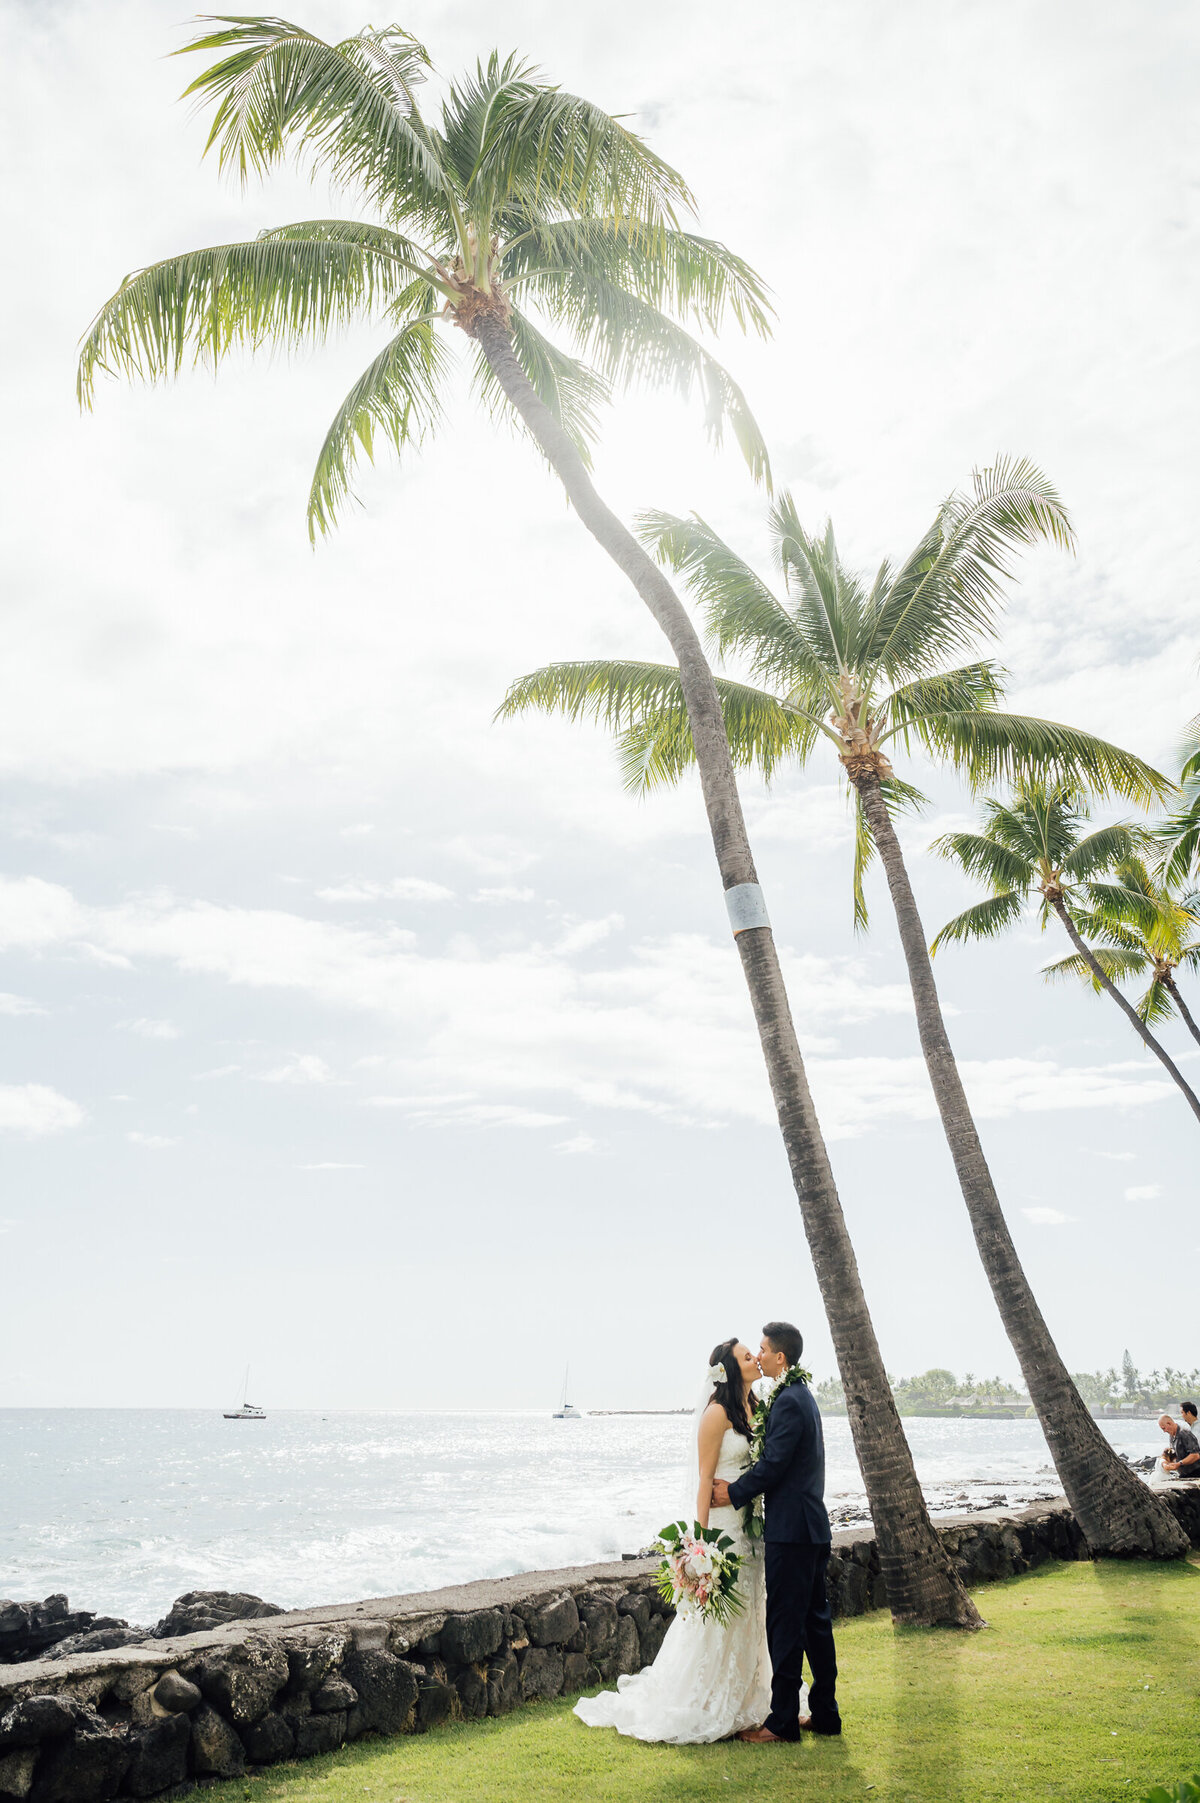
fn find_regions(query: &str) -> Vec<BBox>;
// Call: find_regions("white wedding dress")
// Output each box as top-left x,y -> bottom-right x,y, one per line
573,1424 -> 771,1743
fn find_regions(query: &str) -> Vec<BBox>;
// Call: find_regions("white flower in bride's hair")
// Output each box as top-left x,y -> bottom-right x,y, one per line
706,1362 -> 728,1384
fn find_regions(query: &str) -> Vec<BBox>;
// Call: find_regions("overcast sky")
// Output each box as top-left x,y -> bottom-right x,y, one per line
2,0 -> 1197,1410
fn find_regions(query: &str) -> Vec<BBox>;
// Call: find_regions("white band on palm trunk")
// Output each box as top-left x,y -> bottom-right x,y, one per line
725,883 -> 771,935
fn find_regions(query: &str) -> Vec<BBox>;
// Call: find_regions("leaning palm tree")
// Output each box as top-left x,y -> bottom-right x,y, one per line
932,785 -> 1200,1123
499,481 -> 1188,1556
1056,855 -> 1200,1048
78,18 -> 978,1620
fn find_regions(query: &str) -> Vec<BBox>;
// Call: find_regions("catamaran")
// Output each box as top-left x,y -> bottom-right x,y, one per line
224,1367 -> 266,1420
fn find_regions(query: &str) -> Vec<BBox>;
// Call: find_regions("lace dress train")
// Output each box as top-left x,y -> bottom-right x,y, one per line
573,1427 -> 771,1744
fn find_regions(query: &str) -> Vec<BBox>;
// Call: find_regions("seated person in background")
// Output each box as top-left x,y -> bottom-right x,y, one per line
1158,1411 -> 1200,1478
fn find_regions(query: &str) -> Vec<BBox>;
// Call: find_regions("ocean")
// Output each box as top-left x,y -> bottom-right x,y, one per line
0,1409 -> 1166,1626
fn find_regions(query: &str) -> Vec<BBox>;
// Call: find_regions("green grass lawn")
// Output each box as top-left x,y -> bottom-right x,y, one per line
206,1558 -> 1200,1803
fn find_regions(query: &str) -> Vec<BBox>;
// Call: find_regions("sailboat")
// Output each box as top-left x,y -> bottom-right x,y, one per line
223,1367 -> 266,1420
552,1364 -> 582,1420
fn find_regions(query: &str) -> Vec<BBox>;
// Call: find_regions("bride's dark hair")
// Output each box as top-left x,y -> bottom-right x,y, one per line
708,1337 -> 754,1442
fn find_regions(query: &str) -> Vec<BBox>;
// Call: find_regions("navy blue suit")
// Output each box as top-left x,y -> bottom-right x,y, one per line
728,1379 -> 841,1738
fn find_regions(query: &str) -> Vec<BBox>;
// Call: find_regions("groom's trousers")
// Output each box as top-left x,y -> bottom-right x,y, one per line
763,1542 -> 841,1739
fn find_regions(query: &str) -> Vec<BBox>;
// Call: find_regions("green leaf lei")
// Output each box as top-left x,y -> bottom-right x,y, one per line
741,1362 -> 813,1540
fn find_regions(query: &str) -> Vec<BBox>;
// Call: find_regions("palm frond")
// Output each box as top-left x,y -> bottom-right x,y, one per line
770,496 -> 872,675
862,458 -> 1073,685
635,510 -> 825,695
929,830 -> 1031,893
1136,977 -> 1177,1027
307,312 -> 450,538
513,275 -> 771,486
496,658 -> 819,788
881,661 -> 1007,748
930,891 -> 1026,954
501,219 -> 773,339
1041,944 -> 1147,991
77,232 -> 424,404
176,18 -> 451,232
475,76 -> 691,237
898,710 -> 1170,806
1061,821 -> 1146,882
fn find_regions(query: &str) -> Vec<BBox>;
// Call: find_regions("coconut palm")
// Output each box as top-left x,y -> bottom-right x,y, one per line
78,18 -> 978,1619
499,481 -> 1188,1556
1045,854 -> 1200,1052
1155,717 -> 1200,889
932,784 -> 1200,1122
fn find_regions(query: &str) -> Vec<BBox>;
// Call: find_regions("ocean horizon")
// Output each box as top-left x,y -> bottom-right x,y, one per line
1,1407 -> 1167,1626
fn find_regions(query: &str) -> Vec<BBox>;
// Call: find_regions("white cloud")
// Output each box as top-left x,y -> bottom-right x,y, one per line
126,1131 -> 179,1148
1125,1184 -> 1163,1202
194,1064 -> 241,1080
0,993 -> 45,1016
317,877 -> 454,903
340,823 -> 376,838
1021,1207 -> 1076,1226
554,914 -> 624,955
557,1133 -> 601,1155
474,886 -> 535,904
0,1084 -> 84,1136
0,1218 -> 18,1234
297,1162 -> 364,1170
0,879 -> 1181,1140
260,1054 -> 335,1085
119,1016 -> 180,1040
1088,1149 -> 1136,1161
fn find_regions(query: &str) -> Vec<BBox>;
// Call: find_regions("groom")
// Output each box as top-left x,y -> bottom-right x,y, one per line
711,1320 -> 841,1743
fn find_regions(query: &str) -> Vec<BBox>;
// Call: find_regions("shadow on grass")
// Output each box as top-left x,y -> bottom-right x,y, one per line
887,1623 -> 968,1803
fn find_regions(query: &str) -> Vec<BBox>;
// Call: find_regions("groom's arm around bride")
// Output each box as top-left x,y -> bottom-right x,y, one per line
716,1322 -> 842,1743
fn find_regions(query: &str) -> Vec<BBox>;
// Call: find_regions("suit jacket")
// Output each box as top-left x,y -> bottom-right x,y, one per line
727,1379 -> 831,1545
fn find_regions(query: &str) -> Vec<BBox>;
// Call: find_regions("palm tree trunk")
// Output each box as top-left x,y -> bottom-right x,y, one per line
853,770 -> 1188,1558
472,312 -> 980,1624
1050,906 -> 1200,1124
1163,974 -> 1200,1053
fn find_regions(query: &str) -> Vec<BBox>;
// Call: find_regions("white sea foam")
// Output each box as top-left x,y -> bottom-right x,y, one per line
0,1409 -> 1165,1624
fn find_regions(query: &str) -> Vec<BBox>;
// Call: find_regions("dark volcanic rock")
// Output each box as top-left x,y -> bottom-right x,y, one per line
518,1645 -> 563,1701
439,1609 -> 504,1666
282,1631 -> 347,1696
454,1665 -> 488,1721
152,1591 -> 284,1639
196,1638 -> 288,1724
189,1705 -> 245,1779
525,1593 -> 579,1648
124,1715 -> 190,1798
414,1663 -> 454,1732
152,1672 -> 202,1716
42,1626 -> 146,1662
240,1710 -> 295,1765
0,1596 -> 130,1666
0,1696 -> 79,1752
616,1592 -> 651,1634
311,1677 -> 357,1713
27,1717 -> 130,1803
486,1648 -> 520,1717
294,1711 -> 346,1757
613,1614 -> 640,1677
341,1647 -> 418,1737
0,1747 -> 37,1800
562,1651 -> 591,1692
576,1593 -> 618,1659
638,1613 -> 669,1665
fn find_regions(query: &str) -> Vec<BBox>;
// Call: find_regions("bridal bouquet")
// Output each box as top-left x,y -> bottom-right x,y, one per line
652,1521 -> 744,1626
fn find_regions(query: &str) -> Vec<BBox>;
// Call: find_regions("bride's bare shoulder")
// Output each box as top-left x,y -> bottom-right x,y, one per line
698,1399 -> 730,1442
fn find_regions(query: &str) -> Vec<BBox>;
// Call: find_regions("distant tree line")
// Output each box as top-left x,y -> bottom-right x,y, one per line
815,1354 -> 1200,1418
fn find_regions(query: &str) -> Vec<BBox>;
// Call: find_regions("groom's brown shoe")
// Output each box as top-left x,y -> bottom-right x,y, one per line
737,1727 -> 785,1742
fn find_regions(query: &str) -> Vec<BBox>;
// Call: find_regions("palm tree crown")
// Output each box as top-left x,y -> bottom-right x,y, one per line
930,780 -> 1147,955
1044,854 -> 1200,1036
500,465 -> 1166,920
77,18 -> 772,536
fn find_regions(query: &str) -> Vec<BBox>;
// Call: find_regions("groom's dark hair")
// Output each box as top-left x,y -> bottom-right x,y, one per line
763,1321 -> 803,1367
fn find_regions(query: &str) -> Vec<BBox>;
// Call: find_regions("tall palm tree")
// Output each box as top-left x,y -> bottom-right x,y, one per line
932,786 -> 1200,1123
78,18 -> 978,1620
1052,855 -> 1200,1048
499,484 -> 1188,1557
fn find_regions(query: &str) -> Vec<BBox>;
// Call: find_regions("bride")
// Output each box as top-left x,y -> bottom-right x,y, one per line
573,1337 -> 772,1744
